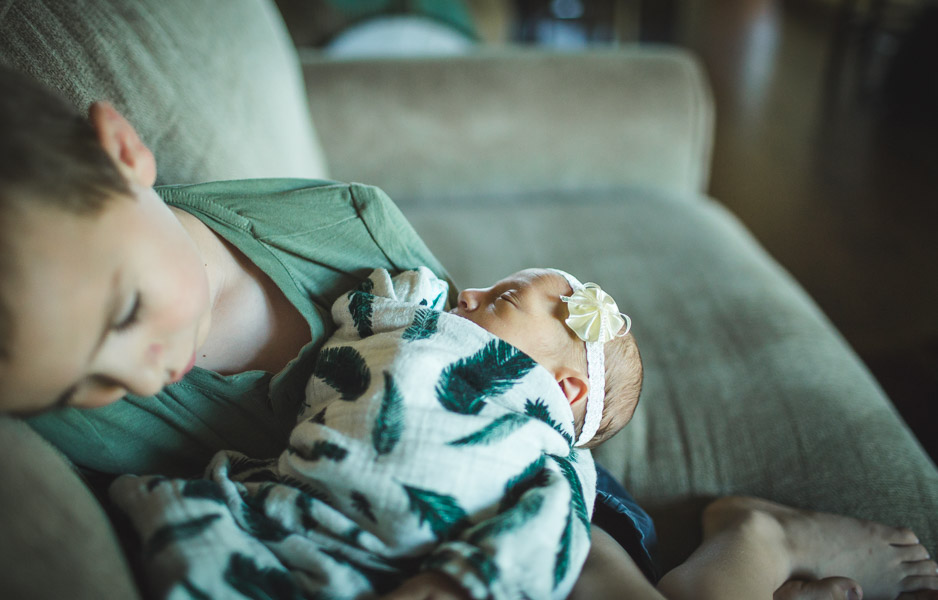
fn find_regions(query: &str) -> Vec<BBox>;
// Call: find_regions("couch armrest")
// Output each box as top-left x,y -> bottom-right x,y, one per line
301,46 -> 714,203
0,418 -> 141,599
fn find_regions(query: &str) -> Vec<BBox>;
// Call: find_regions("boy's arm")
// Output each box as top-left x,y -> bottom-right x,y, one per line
421,450 -> 596,600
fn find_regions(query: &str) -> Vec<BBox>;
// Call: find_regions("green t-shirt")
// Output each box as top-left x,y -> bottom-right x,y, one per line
28,179 -> 450,477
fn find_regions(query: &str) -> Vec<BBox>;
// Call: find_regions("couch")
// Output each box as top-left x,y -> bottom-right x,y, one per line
1,1 -> 935,597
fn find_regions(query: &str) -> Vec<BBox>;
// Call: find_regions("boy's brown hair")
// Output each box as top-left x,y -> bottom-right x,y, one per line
0,65 -> 130,360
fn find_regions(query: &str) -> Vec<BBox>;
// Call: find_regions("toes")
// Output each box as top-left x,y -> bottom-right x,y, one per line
897,589 -> 938,600
897,545 -> 933,562
904,560 -> 938,578
775,577 -> 863,600
901,573 -> 938,593
892,526 -> 921,545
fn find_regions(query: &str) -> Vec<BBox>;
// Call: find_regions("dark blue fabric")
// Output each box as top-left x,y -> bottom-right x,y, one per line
592,463 -> 659,582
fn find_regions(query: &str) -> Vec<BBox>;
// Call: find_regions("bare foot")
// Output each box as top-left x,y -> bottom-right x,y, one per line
775,577 -> 862,600
705,497 -> 938,600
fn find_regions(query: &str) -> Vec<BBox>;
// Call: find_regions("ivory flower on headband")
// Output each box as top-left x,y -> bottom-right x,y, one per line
561,283 -> 631,344
550,269 -> 632,447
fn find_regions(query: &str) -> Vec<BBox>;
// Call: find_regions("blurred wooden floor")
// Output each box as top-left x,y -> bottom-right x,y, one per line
668,0 -> 938,461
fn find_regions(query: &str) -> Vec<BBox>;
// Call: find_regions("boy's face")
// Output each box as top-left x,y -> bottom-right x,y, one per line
0,185 -> 212,416
450,268 -> 581,373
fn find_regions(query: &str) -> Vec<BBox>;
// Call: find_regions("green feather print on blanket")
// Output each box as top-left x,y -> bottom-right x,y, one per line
467,490 -> 545,544
500,455 -> 551,512
289,440 -> 349,463
435,339 -> 537,415
348,278 -> 375,338
549,454 -> 590,532
554,509 -> 575,589
447,413 -> 529,446
402,307 -> 440,341
403,484 -> 469,539
351,490 -> 378,523
144,513 -> 221,560
314,345 -> 371,401
373,371 -> 405,455
242,484 -> 292,542
224,553 -> 305,600
524,398 -> 574,446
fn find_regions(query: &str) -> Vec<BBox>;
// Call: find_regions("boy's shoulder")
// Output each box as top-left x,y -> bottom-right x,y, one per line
154,178 -> 452,305
154,178 -> 368,232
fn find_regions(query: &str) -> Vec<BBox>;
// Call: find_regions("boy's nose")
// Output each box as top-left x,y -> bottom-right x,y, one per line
94,341 -> 174,399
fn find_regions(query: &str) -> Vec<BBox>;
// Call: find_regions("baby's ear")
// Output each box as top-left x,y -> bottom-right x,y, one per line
556,367 -> 589,408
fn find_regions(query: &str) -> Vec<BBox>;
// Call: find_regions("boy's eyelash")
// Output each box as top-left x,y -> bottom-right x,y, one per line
54,384 -> 79,409
113,292 -> 142,332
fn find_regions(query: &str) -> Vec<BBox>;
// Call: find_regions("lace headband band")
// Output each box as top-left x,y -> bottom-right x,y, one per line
550,269 -> 632,447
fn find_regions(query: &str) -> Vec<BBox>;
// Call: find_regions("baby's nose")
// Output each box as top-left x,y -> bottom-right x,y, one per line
457,289 -> 482,311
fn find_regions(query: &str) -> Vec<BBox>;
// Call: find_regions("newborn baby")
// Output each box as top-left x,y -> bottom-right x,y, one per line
287,266 -> 642,599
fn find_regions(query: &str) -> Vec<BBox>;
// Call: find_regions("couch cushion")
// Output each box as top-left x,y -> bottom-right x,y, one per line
397,186 -> 938,571
302,48 -> 714,201
0,0 -> 327,185
0,417 -> 140,599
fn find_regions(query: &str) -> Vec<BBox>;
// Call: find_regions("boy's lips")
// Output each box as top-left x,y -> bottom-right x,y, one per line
182,351 -> 197,375
170,352 -> 197,384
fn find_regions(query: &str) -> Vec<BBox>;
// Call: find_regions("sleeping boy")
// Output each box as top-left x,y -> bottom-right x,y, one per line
110,266 -> 643,600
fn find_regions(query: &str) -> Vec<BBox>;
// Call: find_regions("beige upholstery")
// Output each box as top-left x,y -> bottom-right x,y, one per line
0,418 -> 141,599
303,48 -> 714,202
0,0 -> 328,185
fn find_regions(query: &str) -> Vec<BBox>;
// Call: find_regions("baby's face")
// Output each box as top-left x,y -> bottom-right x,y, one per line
452,269 -> 639,448
450,269 -> 581,374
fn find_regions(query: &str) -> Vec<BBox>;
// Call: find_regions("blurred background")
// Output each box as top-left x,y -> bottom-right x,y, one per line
275,0 -> 937,460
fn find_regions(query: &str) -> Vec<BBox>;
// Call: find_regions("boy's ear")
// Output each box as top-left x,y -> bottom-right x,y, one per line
88,101 -> 157,187
555,366 -> 589,411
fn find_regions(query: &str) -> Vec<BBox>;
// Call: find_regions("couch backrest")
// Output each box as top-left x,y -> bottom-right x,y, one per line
0,0 -> 328,185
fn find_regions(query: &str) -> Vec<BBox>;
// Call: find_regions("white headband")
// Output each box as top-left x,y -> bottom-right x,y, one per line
550,269 -> 632,447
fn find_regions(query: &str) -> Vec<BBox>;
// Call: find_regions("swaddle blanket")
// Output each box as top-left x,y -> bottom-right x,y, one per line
109,267 -> 595,600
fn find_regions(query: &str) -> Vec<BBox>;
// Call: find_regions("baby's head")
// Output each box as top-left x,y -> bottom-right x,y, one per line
450,268 -> 642,449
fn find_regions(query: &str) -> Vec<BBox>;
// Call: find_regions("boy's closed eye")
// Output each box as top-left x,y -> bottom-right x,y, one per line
113,290 -> 143,332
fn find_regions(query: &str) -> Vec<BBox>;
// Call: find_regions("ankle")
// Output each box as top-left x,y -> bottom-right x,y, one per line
703,497 -> 791,560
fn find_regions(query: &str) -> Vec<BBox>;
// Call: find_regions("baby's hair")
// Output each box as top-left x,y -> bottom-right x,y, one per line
591,332 -> 643,447
560,327 -> 643,449
0,65 -> 131,360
